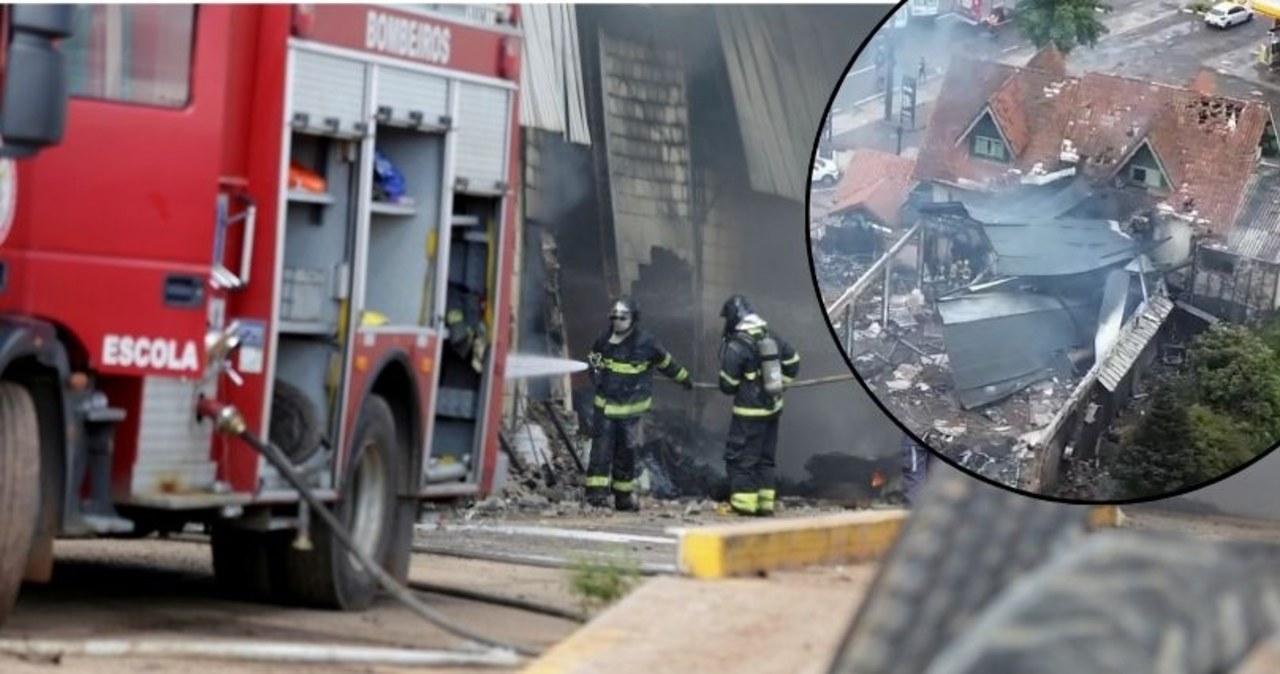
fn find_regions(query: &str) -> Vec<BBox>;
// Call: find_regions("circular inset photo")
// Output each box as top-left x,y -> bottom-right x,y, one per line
809,0 -> 1280,503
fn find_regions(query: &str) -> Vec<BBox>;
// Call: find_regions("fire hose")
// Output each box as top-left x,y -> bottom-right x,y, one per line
662,373 -> 859,389
194,398 -> 543,660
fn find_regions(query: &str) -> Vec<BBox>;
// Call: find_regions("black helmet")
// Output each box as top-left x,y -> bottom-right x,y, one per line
609,295 -> 640,322
720,294 -> 752,334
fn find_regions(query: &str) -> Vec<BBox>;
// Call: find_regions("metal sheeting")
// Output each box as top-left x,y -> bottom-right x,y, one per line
455,82 -> 510,188
1098,295 -> 1174,392
937,292 -> 1095,409
519,4 -> 591,145
983,219 -> 1138,276
961,180 -> 1097,225
714,7 -> 847,202
1227,165 -> 1280,263
291,50 -> 368,136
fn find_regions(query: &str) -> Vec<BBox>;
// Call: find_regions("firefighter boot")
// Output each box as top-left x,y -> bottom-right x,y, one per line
585,486 -> 610,508
613,489 -> 639,512
757,489 -> 777,517
729,492 -> 759,516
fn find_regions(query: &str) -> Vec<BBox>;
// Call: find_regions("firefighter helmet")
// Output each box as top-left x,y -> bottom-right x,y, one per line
720,294 -> 753,335
609,296 -> 640,322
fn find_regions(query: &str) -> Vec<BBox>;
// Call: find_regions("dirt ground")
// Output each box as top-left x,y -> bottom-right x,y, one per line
1,538 -> 580,674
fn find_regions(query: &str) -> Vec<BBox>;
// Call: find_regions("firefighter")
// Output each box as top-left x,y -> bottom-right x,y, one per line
585,296 -> 692,511
445,282 -> 486,373
717,295 -> 800,516
901,433 -> 931,508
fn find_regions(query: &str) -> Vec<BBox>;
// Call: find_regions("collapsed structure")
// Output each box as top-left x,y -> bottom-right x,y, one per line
819,47 -> 1280,492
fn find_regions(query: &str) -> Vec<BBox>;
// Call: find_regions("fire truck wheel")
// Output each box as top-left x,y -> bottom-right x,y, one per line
0,382 -> 41,627
281,394 -> 401,610
270,379 -> 323,464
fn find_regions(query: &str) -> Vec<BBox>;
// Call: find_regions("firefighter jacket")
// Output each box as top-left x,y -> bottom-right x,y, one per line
718,315 -> 800,418
588,327 -> 690,419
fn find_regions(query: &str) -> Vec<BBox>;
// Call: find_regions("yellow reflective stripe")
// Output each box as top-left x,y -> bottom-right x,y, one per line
782,353 -> 800,365
783,376 -> 795,383
603,358 -> 649,374
719,371 -> 740,386
446,309 -> 464,323
585,476 -> 611,487
601,398 -> 652,416
674,368 -> 689,382
758,488 -> 777,503
658,353 -> 672,368
743,371 -> 758,380
730,492 -> 759,513
732,399 -> 785,417
612,480 -> 633,493
594,395 -> 606,409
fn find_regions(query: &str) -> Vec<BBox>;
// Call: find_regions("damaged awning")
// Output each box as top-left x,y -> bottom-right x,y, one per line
1097,295 -> 1175,392
937,292 -> 1096,409
981,219 -> 1139,276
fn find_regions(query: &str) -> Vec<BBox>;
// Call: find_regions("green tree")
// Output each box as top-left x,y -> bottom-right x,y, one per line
1111,390 -> 1202,498
1014,0 -> 1112,54
1181,325 -> 1280,441
1186,404 -> 1258,478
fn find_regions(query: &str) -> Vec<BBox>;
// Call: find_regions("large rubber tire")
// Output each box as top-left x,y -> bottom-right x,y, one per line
828,467 -> 1092,674
0,383 -> 41,627
925,532 -> 1280,674
280,394 -> 403,610
270,379 -> 323,465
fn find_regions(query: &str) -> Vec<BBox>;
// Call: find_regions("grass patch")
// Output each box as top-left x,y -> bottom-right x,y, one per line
566,552 -> 643,615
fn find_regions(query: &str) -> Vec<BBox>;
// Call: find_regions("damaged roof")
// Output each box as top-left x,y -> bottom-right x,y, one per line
915,52 -> 1272,235
1226,163 -> 1280,264
830,149 -> 918,227
982,219 -> 1138,276
937,291 -> 1095,408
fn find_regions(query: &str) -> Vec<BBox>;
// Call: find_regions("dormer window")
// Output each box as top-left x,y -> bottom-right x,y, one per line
972,135 -> 1008,161
1129,165 -> 1166,189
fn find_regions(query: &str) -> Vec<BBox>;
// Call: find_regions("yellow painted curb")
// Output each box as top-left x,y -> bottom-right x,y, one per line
674,511 -> 909,579
1088,505 -> 1125,528
673,506 -> 1124,580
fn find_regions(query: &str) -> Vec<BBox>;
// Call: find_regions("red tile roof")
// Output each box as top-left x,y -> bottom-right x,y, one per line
830,149 -> 918,227
914,57 -> 1271,234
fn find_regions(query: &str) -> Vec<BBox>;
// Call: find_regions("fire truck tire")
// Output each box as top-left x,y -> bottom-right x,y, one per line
210,525 -> 287,603
922,532 -> 1280,674
281,394 -> 401,611
270,379 -> 322,464
0,382 -> 41,627
827,467 -> 1091,674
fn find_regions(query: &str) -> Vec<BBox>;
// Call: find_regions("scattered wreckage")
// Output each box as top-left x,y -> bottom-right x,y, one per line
820,178 -> 1184,492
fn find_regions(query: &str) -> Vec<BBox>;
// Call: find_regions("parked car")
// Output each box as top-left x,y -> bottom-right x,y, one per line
1205,2 -> 1252,29
812,155 -> 841,188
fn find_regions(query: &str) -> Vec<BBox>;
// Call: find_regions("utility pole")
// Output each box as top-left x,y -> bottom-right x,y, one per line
883,33 -> 896,123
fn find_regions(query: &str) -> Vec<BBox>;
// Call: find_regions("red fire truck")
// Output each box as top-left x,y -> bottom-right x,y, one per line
0,3 -> 523,621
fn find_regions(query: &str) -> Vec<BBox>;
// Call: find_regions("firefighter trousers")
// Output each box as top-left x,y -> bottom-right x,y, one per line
724,414 -> 780,516
586,415 -> 641,510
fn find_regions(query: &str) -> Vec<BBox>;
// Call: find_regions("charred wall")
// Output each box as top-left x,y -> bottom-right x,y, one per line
524,5 -> 903,487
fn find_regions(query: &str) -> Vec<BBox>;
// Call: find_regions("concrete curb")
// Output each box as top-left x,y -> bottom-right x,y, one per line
672,506 -> 1124,580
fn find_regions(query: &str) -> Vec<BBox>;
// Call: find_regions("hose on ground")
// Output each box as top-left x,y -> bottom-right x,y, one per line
234,425 -> 544,659
0,638 -> 520,667
408,580 -> 586,623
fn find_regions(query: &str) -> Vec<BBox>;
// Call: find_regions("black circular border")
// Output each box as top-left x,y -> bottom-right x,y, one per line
801,0 -> 1280,506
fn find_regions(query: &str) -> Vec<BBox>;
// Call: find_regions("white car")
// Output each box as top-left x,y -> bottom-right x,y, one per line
812,156 -> 841,189
1205,2 -> 1252,29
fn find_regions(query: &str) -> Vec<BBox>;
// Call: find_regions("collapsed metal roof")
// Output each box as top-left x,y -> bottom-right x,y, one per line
1098,295 -> 1175,392
982,219 -> 1139,276
937,292 -> 1097,409
960,179 -> 1097,225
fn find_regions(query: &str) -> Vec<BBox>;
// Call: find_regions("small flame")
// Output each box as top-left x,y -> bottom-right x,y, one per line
871,470 -> 886,489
